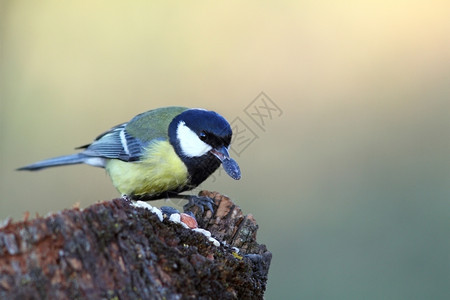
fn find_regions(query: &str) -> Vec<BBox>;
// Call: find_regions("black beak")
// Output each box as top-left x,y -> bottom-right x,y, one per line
210,146 -> 241,180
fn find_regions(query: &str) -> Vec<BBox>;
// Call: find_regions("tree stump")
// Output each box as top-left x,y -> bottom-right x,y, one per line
0,191 -> 272,299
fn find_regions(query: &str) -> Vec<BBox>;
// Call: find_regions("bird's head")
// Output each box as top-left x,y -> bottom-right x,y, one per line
169,109 -> 241,183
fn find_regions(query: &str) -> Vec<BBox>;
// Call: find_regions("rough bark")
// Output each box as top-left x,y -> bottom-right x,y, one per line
0,191 -> 271,300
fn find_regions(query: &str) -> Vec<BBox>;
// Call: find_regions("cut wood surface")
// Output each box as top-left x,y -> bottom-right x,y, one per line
0,191 -> 271,299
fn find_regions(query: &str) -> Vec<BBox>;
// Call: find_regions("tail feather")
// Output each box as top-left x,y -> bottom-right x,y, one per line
17,153 -> 88,171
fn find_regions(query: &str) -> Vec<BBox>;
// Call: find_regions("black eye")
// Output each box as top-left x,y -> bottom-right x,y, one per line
199,131 -> 207,141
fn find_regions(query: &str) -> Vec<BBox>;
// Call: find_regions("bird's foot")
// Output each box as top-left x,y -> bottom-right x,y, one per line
121,194 -> 132,202
182,195 -> 215,214
160,206 -> 180,217
162,193 -> 216,214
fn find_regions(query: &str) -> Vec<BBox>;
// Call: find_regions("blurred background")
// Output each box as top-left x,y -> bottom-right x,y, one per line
1,1 -> 450,299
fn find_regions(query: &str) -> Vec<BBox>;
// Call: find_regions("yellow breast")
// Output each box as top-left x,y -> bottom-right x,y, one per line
105,140 -> 189,197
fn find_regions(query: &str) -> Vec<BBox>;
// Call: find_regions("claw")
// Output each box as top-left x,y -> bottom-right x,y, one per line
160,206 -> 180,217
121,194 -> 132,202
182,195 -> 215,214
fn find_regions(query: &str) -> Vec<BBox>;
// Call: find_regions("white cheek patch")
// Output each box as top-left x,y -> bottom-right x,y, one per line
177,121 -> 212,157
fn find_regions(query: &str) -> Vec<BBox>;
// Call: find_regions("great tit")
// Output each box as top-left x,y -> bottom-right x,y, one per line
18,106 -> 241,210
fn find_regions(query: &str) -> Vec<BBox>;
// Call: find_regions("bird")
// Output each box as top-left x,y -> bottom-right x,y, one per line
18,106 -> 241,211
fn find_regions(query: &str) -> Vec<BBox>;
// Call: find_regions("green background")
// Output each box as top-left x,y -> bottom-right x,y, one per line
1,1 -> 450,299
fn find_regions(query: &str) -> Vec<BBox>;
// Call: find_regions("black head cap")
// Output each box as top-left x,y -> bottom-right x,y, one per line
182,109 -> 232,147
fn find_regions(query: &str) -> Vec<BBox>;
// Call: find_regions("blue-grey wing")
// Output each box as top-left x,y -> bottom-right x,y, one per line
77,107 -> 186,162
80,123 -> 145,161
